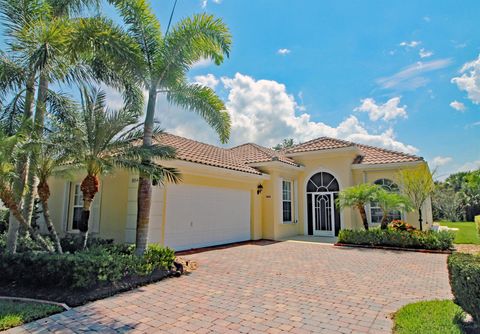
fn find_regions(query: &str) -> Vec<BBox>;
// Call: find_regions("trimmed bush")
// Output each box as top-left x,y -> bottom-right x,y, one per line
448,252 -> 480,324
59,234 -> 114,253
337,228 -> 455,250
476,215 -> 480,237
0,244 -> 175,289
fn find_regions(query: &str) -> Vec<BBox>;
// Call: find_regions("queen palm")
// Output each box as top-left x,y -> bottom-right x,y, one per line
336,184 -> 381,230
110,0 -> 232,253
70,87 -> 180,247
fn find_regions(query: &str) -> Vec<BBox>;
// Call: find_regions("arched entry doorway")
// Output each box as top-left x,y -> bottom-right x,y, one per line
306,172 -> 341,236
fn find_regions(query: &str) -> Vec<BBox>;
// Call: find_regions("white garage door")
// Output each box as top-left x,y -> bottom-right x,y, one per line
164,184 -> 251,251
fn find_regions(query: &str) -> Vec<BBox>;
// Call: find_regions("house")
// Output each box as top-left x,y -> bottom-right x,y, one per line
46,134 -> 433,251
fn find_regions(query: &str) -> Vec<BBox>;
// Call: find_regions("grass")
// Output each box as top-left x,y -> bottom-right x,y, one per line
438,222 -> 480,244
393,300 -> 466,334
0,300 -> 63,331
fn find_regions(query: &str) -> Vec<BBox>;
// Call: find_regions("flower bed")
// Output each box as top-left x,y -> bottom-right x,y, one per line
337,228 -> 455,251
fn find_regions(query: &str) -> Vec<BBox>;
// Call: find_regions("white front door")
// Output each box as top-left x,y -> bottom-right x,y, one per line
312,192 -> 335,236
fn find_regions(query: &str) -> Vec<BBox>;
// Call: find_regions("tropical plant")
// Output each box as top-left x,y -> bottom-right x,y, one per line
374,189 -> 413,229
69,87 -> 180,248
396,164 -> 435,231
272,138 -> 295,151
336,183 -> 380,230
110,0 -> 232,254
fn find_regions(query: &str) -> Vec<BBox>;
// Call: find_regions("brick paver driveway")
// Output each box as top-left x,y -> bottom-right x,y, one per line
7,241 -> 452,334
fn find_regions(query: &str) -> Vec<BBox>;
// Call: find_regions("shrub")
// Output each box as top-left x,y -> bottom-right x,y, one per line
476,215 -> 480,237
337,229 -> 455,250
0,209 -> 8,234
0,243 -> 175,289
389,220 -> 416,232
0,233 -> 54,253
448,253 -> 480,324
60,234 -> 114,253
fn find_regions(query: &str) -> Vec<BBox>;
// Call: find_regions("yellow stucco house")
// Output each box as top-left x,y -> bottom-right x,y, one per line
46,134 -> 433,251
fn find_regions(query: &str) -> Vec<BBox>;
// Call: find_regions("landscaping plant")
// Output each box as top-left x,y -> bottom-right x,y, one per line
374,189 -> 413,229
336,183 -> 380,230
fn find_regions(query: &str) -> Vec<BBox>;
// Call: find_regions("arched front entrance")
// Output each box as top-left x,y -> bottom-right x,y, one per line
306,172 -> 341,236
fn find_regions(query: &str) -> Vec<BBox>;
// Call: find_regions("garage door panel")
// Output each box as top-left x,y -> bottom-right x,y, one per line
164,184 -> 250,250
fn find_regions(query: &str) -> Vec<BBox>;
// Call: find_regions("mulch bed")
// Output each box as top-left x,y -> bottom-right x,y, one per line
0,269 -> 175,308
334,243 -> 453,254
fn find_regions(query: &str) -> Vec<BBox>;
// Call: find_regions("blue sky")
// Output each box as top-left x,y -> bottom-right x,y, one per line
123,0 -> 479,179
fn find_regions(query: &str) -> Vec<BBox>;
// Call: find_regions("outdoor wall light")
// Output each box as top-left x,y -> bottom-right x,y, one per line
257,184 -> 264,195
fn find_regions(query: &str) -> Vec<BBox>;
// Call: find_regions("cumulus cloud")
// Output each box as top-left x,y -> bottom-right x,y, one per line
194,74 -> 219,89
432,156 -> 453,167
449,100 -> 466,112
457,160 -> 480,172
377,58 -> 452,90
400,40 -> 421,48
191,58 -> 214,69
277,48 -> 291,55
419,48 -> 433,58
154,73 -> 418,154
354,97 -> 407,121
452,55 -> 480,104
201,0 -> 221,8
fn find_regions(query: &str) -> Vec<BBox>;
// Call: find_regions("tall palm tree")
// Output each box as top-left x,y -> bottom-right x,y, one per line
70,87 -> 180,248
110,0 -> 232,254
336,184 -> 381,230
374,189 -> 413,229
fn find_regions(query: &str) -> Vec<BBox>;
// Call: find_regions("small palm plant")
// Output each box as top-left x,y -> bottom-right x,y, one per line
374,189 -> 413,229
70,87 -> 180,247
336,183 -> 380,230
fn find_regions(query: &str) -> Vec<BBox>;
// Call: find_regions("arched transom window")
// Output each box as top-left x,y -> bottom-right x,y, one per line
370,178 -> 402,224
307,172 -> 339,193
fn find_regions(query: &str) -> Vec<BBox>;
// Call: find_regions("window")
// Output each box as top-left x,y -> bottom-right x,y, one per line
370,178 -> 402,224
282,180 -> 292,222
70,184 -> 83,231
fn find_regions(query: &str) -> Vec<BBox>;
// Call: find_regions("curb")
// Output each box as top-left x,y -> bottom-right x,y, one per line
0,296 -> 70,310
333,243 -> 453,254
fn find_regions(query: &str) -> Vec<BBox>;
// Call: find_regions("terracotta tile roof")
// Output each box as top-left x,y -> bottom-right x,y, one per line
154,133 -> 262,175
284,137 -> 354,154
229,143 -> 299,167
353,144 -> 423,165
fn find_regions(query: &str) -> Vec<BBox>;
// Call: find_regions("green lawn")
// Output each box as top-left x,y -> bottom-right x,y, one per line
393,300 -> 466,334
439,222 -> 480,245
0,300 -> 63,331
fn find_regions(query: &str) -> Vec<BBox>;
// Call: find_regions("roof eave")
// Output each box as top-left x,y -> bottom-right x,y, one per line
247,160 -> 304,170
351,160 -> 425,170
285,146 -> 361,157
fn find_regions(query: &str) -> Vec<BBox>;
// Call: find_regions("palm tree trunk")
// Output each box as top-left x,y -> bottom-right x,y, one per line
23,72 -> 49,227
80,174 -> 99,249
380,211 -> 389,230
6,71 -> 37,254
38,181 -> 62,253
358,204 -> 369,230
135,88 -> 157,255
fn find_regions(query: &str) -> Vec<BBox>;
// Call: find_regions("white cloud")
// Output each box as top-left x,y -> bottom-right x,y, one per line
377,58 -> 452,90
277,48 -> 291,55
432,156 -> 452,167
201,0 -> 221,8
457,160 -> 480,172
419,48 -> 433,58
452,54 -> 480,104
423,16 -> 431,22
400,40 -> 421,48
354,97 -> 407,122
155,73 -> 418,154
449,100 -> 466,112
194,73 -> 219,89
191,58 -> 214,69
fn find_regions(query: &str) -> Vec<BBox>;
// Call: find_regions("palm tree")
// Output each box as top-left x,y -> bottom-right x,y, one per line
336,184 -> 380,230
110,0 -> 232,254
374,189 -> 413,229
0,126 -> 52,252
70,87 -> 180,248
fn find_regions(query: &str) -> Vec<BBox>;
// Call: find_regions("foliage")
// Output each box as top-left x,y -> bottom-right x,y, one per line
0,209 -> 8,234
432,185 -> 465,222
477,216 -> 480,237
0,233 -> 55,253
389,220 -> 416,232
0,243 -> 175,289
393,300 -> 465,334
448,252 -> 480,324
439,222 -> 480,245
59,234 -> 115,254
337,229 -> 455,250
272,138 -> 295,151
0,300 -> 62,331
374,189 -> 413,229
336,183 -> 381,230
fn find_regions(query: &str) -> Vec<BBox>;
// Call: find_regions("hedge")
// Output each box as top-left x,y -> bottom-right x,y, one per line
448,252 -> 480,324
337,229 -> 455,250
0,244 -> 175,289
476,215 -> 480,237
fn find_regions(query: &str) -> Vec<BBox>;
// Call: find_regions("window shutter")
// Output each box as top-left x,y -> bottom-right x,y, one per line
90,183 -> 102,234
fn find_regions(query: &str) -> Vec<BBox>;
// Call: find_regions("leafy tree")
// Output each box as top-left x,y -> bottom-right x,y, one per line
69,87 -> 180,248
396,164 -> 435,230
336,183 -> 380,230
374,189 -> 413,229
273,138 -> 295,151
110,0 -> 232,254
432,184 -> 464,222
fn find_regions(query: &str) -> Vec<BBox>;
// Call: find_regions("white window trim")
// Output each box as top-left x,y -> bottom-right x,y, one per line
281,179 -> 294,224
67,183 -> 83,233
